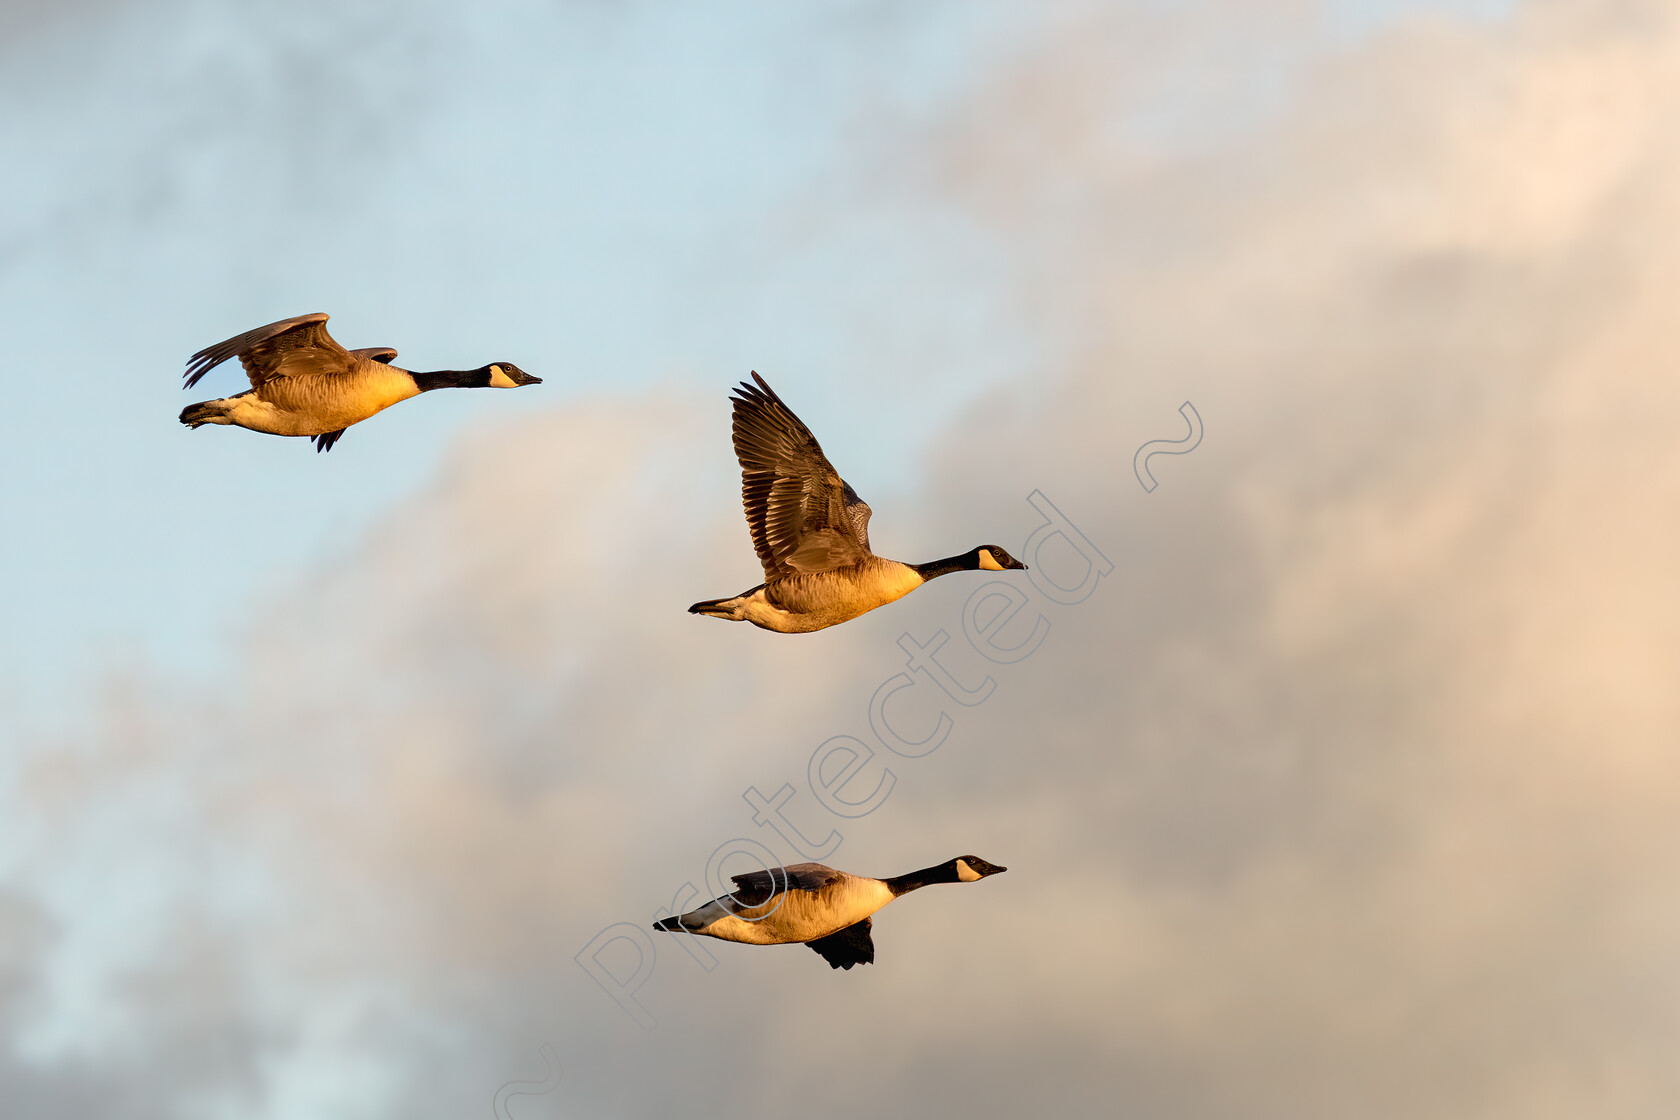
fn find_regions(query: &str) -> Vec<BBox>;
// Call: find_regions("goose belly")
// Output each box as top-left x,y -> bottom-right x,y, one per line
766,562 -> 925,630
229,372 -> 419,435
699,877 -> 893,945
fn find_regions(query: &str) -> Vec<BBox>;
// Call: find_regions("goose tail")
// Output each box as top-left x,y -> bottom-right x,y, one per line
689,585 -> 781,628
688,594 -> 744,619
653,911 -> 712,933
178,399 -> 231,428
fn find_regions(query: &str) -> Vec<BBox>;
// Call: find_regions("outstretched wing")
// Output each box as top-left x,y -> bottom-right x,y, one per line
806,918 -> 875,970
351,346 -> 398,364
183,312 -> 354,390
729,862 -> 842,907
730,372 -> 873,580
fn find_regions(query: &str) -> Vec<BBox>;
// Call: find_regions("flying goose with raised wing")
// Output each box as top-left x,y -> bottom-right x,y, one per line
178,312 -> 540,452
653,855 -> 1007,969
689,372 -> 1026,632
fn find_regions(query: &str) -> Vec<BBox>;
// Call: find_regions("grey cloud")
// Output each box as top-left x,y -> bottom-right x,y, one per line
0,0 -> 135,52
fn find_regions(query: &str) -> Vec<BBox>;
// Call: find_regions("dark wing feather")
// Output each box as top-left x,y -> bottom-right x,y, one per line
312,428 -> 347,453
729,862 -> 842,907
806,918 -> 875,970
730,372 -> 873,580
182,312 -> 353,390
351,346 -> 398,364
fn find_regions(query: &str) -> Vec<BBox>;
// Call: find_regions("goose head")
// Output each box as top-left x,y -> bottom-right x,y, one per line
952,855 -> 1008,882
485,362 -> 542,388
972,546 -> 1026,572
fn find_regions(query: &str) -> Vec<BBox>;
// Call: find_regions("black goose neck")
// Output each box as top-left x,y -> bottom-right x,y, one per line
410,368 -> 489,392
912,550 -> 980,581
882,861 -> 958,897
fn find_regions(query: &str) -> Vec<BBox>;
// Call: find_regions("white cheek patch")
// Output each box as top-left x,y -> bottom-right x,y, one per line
487,365 -> 518,388
956,860 -> 982,882
978,550 -> 1005,572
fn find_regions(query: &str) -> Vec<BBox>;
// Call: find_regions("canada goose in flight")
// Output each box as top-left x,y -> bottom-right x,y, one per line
689,373 -> 1026,632
653,855 -> 1006,969
179,312 -> 540,452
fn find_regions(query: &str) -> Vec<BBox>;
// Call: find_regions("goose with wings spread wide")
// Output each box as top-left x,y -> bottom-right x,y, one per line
690,372 -> 1025,632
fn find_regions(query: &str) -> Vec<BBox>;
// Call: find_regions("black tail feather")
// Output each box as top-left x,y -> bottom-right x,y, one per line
689,586 -> 760,617
178,400 -> 220,427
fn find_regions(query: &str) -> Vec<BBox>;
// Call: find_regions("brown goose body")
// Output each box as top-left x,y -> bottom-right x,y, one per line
178,312 -> 539,452
711,557 -> 928,634
689,372 -> 1026,632
212,360 -> 422,436
653,856 -> 1007,970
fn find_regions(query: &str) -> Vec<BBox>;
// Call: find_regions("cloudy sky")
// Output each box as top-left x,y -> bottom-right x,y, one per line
5,0 -> 1678,1117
